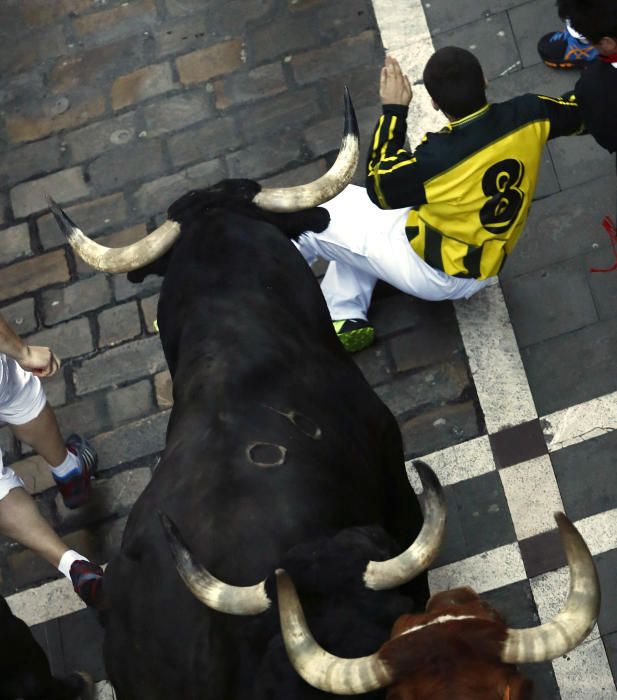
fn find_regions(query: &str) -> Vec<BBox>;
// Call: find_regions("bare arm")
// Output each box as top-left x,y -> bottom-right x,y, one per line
0,313 -> 59,377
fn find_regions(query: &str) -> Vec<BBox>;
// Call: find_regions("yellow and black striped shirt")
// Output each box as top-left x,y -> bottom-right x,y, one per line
366,95 -> 582,279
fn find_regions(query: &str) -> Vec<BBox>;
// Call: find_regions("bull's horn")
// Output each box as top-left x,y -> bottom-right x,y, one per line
276,570 -> 393,695
48,197 -> 181,274
363,461 -> 446,590
252,87 -> 359,212
501,513 -> 600,664
159,511 -> 271,615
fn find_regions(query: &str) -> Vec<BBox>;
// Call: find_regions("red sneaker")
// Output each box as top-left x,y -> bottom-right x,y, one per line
53,435 -> 98,509
69,560 -> 104,609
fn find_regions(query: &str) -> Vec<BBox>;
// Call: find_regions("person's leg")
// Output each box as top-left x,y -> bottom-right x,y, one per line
3,358 -> 97,508
0,486 -> 66,567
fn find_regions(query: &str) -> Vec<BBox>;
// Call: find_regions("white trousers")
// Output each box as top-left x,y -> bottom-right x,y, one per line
296,185 -> 494,321
0,354 -> 47,500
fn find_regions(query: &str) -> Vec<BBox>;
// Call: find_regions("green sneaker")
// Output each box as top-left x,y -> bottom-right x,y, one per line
333,319 -> 375,353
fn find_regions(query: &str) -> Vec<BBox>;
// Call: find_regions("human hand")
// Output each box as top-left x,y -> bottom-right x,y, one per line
380,56 -> 412,107
17,345 -> 60,377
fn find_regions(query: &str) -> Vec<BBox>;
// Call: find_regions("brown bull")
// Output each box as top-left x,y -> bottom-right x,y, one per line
276,512 -> 600,699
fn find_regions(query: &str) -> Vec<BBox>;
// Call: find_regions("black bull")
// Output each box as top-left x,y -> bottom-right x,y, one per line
100,187 -> 433,699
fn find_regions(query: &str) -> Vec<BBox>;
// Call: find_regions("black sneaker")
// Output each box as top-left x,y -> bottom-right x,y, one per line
53,435 -> 98,509
333,319 -> 375,352
538,29 -> 598,69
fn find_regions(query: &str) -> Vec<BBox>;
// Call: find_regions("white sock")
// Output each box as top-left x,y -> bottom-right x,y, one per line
58,549 -> 89,580
50,450 -> 80,479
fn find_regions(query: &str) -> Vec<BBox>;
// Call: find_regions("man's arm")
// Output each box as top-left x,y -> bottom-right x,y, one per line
366,56 -> 427,209
538,92 -> 583,140
0,314 -> 59,377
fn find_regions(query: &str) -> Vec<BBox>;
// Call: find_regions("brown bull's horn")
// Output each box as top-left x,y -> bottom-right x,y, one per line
159,511 -> 271,615
252,87 -> 359,212
48,197 -> 181,274
276,570 -> 393,695
501,513 -> 600,664
363,461 -> 446,590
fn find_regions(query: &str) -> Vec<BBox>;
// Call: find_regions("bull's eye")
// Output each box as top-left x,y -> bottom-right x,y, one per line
247,442 -> 287,468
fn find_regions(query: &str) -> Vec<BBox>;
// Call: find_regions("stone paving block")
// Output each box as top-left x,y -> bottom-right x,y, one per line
176,39 -> 243,86
41,275 -> 112,326
486,61 -> 576,104
422,0 -> 516,35
5,95 -> 106,145
154,371 -> 172,410
38,193 -> 128,251
73,335 -> 166,396
143,90 -> 214,138
320,65 -> 381,115
531,152 -> 560,201
400,401 -> 481,458
27,317 -> 93,362
501,257 -> 598,348
213,62 -> 286,110
153,13 -> 209,58
309,0 -> 376,44
168,116 -> 241,169
390,324 -> 462,373
226,131 -> 303,180
508,0 -> 563,69
370,293 -> 454,337
248,12 -> 322,64
64,112 -> 138,164
237,88 -> 320,141
91,411 -> 170,472
0,135 -> 62,188
10,167 -> 90,218
87,139 -> 166,195
0,223 -> 31,264
19,0 -> 93,26
587,247 -> 617,321
54,391 -> 110,440
552,431 -> 617,523
0,426 -> 19,465
132,159 -> 226,218
260,159 -> 328,188
290,31 -> 379,86
140,294 -> 159,333
0,250 -> 69,304
40,370 -> 67,408
432,13 -> 520,82
0,297 -> 37,335
72,0 -> 158,44
113,270 -> 163,303
59,608 -> 107,682
522,317 -> 617,416
49,38 -> 147,95
375,359 -> 470,417
165,0 -> 274,34
98,301 -> 142,348
548,135 -> 616,191
107,380 -> 154,427
12,455 -> 55,496
501,174 -> 617,280
352,342 -> 393,387
111,62 -> 175,111
55,467 -> 152,528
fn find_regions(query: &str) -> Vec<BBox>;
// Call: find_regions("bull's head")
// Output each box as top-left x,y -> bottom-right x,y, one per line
159,460 -> 446,614
47,88 -> 359,274
275,512 -> 600,698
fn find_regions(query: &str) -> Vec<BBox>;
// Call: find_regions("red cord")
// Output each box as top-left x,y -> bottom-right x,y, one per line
590,217 -> 617,273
